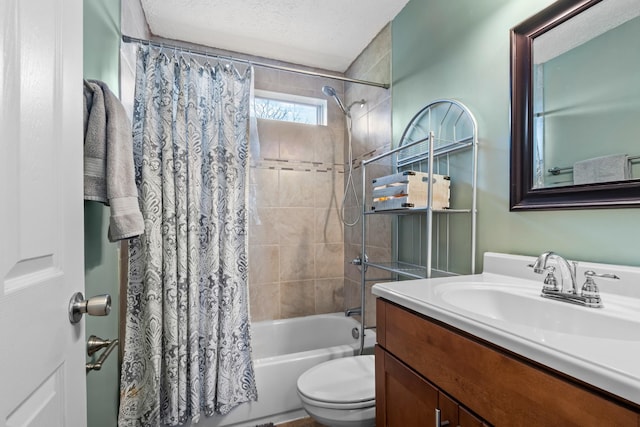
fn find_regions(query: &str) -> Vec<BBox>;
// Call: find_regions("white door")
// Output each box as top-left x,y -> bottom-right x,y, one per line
0,0 -> 86,426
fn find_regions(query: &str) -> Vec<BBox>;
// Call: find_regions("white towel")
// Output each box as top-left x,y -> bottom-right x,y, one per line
83,80 -> 144,242
573,154 -> 630,185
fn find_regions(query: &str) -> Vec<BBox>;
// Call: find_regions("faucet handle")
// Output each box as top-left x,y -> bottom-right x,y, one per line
584,270 -> 620,280
542,266 -> 559,292
581,270 -> 618,308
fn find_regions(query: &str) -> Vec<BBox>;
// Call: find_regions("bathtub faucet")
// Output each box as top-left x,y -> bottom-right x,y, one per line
345,306 -> 361,317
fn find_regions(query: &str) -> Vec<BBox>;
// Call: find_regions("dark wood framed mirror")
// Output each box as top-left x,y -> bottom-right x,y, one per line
510,0 -> 640,210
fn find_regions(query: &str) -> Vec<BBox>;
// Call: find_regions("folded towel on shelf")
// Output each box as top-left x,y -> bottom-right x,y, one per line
573,153 -> 630,185
83,79 -> 144,242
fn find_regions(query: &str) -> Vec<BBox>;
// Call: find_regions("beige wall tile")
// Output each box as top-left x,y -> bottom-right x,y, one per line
256,119 -> 280,159
343,209 -> 362,244
315,278 -> 344,314
249,245 -> 279,285
277,207 -> 314,245
279,123 -> 316,161
366,214 -> 392,248
343,278 -> 360,312
315,243 -> 344,279
314,170 -> 343,209
278,72 -> 320,93
254,68 -> 280,91
313,126 -> 342,165
249,207 -> 280,245
254,168 -> 279,208
280,280 -> 315,318
327,100 -> 348,127
249,282 -> 280,322
280,244 -> 315,281
344,243 -> 363,284
350,114 -> 369,159
280,170 -> 315,207
314,207 -> 343,244
368,96 -> 392,149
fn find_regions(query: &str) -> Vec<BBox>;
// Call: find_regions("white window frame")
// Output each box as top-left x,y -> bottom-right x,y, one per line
254,89 -> 328,126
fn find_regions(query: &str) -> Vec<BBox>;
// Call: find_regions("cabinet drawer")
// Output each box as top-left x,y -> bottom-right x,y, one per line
377,298 -> 640,427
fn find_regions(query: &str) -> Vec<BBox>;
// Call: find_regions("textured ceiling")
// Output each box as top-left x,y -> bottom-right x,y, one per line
140,0 -> 409,72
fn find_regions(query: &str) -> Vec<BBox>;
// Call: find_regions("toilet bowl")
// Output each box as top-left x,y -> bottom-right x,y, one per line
296,355 -> 375,427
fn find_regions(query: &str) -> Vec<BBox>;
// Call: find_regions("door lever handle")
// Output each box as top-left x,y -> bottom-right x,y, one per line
86,336 -> 119,373
87,335 -> 114,356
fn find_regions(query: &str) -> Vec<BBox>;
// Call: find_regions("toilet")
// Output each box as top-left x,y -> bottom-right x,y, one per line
296,355 -> 376,427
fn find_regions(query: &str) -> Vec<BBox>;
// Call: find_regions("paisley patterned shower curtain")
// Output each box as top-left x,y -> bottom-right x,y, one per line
118,46 -> 257,427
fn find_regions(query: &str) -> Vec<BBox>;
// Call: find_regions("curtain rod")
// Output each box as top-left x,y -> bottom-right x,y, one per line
122,35 -> 390,89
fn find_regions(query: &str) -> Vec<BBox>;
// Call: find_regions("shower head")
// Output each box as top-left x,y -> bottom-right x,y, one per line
321,85 -> 348,116
322,85 -> 337,97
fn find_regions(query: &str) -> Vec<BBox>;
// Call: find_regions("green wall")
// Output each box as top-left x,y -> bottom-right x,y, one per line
83,1 -> 122,426
392,0 -> 640,269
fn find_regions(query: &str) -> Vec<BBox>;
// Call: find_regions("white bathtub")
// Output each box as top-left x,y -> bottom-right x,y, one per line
203,313 -> 376,427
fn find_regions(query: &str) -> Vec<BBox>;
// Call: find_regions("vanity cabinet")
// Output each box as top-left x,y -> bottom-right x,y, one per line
376,298 -> 640,427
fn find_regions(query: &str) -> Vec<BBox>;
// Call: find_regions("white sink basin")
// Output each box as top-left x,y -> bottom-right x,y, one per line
371,252 -> 640,406
435,282 -> 640,341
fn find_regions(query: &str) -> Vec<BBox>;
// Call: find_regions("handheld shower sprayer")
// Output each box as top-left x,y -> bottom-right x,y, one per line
322,85 -> 348,116
321,85 -> 366,227
321,85 -> 365,117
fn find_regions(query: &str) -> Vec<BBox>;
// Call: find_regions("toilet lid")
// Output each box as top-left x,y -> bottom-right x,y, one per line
297,355 -> 375,405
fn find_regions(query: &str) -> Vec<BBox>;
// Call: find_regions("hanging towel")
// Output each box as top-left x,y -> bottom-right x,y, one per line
573,153 -> 630,185
83,79 -> 144,241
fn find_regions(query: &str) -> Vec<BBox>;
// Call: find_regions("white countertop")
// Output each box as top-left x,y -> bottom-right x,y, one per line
371,252 -> 640,406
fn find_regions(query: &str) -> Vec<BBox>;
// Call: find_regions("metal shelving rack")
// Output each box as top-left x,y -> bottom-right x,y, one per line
357,100 -> 478,338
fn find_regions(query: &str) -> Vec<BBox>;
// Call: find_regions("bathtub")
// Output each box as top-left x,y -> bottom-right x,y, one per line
204,313 -> 376,427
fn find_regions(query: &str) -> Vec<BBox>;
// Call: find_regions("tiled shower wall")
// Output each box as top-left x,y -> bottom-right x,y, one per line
343,25 -> 394,327
248,73 -> 347,321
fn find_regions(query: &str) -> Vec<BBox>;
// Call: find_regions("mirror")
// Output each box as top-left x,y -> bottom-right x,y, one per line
510,0 -> 640,210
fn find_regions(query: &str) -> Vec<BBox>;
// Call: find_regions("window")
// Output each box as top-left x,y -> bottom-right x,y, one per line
254,90 -> 327,126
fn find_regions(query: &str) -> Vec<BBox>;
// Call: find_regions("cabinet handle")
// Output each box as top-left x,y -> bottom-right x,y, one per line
435,409 -> 450,427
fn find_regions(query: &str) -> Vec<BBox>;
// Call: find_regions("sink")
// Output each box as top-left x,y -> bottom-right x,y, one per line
435,282 -> 640,341
372,252 -> 640,407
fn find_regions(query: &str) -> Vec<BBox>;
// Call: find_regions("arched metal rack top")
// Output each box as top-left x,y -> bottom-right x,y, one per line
397,99 -> 478,168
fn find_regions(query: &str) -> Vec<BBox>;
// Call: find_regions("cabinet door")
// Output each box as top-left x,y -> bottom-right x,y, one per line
438,393 -> 459,427
376,346 -> 438,426
459,406 -> 486,427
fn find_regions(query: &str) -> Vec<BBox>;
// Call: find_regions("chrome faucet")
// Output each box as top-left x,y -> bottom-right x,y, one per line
530,252 -> 621,308
345,306 -> 361,317
531,251 -> 578,294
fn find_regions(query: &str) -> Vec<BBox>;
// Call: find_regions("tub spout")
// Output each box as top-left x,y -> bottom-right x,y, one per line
345,307 -> 361,317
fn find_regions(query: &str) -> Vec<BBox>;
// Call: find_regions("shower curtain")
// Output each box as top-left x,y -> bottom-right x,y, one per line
118,46 -> 257,427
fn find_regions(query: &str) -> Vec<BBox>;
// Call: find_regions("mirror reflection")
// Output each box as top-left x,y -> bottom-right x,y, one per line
531,0 -> 640,189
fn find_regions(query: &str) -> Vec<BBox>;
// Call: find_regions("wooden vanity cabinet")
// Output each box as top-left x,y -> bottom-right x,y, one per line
375,298 -> 640,427
376,347 -> 487,427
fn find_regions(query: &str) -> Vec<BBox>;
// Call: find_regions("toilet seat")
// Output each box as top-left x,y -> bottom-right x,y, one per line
296,355 -> 375,409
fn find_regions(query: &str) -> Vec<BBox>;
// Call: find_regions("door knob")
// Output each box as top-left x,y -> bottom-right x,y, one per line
68,292 -> 111,324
